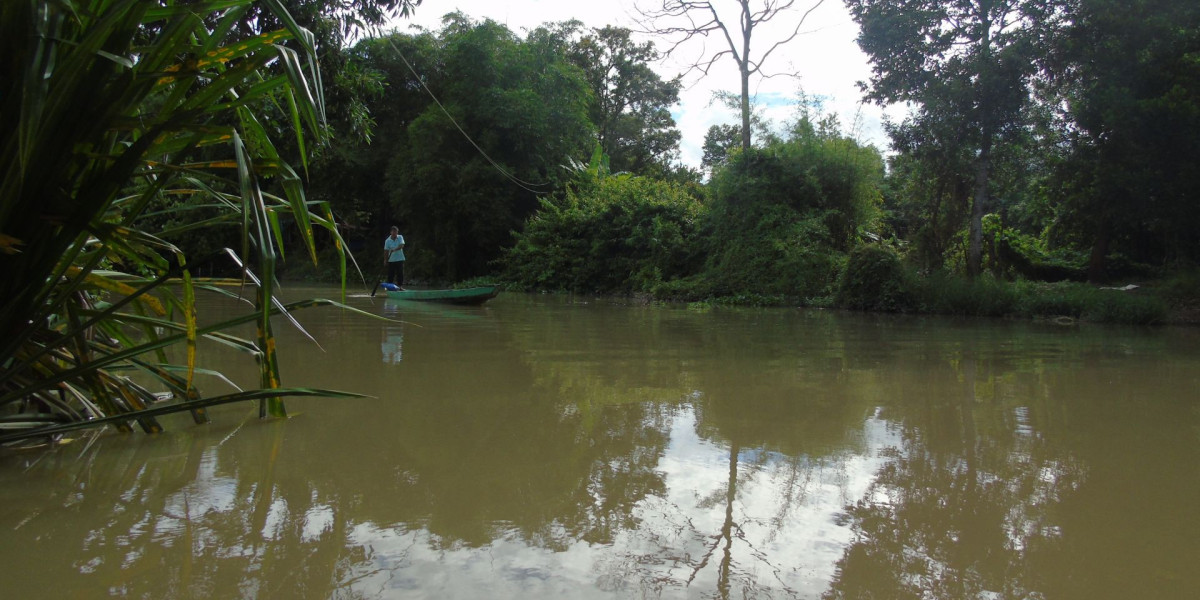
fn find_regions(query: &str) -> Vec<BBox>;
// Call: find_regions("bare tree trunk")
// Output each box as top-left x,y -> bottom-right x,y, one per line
739,0 -> 753,151
1088,218 -> 1111,283
717,441 -> 739,597
740,67 -> 751,152
636,0 -> 826,155
968,137 -> 991,278
967,1 -> 992,279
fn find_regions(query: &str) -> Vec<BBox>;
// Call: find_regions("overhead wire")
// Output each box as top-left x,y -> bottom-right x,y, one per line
375,30 -> 557,195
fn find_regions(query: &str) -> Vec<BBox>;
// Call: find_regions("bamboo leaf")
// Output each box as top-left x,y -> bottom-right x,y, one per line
285,87 -> 309,176
148,363 -> 245,393
273,44 -> 325,134
0,387 -> 366,444
0,297 -> 371,407
141,1 -> 248,22
279,167 -> 318,265
267,208 -> 287,262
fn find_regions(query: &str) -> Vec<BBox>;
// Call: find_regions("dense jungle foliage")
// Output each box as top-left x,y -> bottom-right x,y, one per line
242,1 -> 1196,326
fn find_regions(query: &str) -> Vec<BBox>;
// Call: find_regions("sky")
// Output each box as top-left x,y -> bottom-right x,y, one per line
390,0 -> 901,170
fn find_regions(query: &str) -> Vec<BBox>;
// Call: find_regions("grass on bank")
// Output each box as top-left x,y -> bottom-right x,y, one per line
834,245 -> 1172,325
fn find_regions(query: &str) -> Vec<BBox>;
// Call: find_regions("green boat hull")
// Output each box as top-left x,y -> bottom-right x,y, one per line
384,285 -> 499,305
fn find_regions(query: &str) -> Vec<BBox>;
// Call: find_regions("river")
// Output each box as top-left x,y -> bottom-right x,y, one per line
1,286 -> 1198,599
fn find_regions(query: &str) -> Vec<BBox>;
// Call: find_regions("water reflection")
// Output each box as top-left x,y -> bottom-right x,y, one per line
1,292 -> 1198,599
380,302 -> 404,364
824,356 -> 1088,600
0,404 -> 891,598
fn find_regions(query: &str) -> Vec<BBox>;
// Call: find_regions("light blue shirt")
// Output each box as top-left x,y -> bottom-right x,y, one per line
384,235 -> 405,262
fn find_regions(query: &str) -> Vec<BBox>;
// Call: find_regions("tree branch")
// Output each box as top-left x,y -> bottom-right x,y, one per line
637,0 -> 828,150
754,0 -> 825,75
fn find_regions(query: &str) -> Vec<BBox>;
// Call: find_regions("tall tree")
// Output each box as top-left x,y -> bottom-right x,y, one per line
882,105 -> 976,272
1045,0 -> 1200,280
549,24 -> 684,174
348,14 -> 595,280
847,0 -> 1059,277
637,0 -> 827,152
304,31 -> 437,241
701,123 -> 742,173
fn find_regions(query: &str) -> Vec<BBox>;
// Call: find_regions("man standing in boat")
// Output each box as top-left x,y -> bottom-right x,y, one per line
384,226 -> 406,290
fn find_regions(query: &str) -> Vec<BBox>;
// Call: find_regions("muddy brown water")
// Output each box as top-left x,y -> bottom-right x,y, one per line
2,287 -> 1198,599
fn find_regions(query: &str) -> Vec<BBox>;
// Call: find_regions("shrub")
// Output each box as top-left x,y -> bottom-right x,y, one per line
701,203 -> 844,300
648,275 -> 713,303
502,176 -> 703,294
708,137 -> 883,252
835,245 -> 913,312
700,134 -> 884,303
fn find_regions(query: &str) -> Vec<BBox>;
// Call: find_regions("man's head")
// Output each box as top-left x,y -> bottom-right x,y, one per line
389,226 -> 399,235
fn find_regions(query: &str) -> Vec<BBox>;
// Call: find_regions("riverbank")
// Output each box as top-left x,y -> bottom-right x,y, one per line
624,277 -> 1193,327
281,251 -> 1199,327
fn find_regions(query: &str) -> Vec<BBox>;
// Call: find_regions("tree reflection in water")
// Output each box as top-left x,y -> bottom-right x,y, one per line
3,298 -> 1199,598
824,355 -> 1088,600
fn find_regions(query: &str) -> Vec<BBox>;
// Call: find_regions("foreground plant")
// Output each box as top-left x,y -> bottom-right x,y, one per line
0,0 -> 366,446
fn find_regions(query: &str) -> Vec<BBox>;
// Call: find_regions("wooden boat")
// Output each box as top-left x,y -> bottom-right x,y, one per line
384,285 -> 499,305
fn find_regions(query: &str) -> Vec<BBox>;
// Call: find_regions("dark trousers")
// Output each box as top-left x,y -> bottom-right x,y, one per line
386,260 -> 405,285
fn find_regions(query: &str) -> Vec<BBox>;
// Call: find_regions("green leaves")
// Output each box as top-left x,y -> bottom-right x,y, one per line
0,0 -> 356,444
503,175 -> 702,294
1046,0 -> 1200,277
0,387 -> 367,445
337,18 -> 595,281
847,0 -> 1055,276
558,24 -> 683,175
